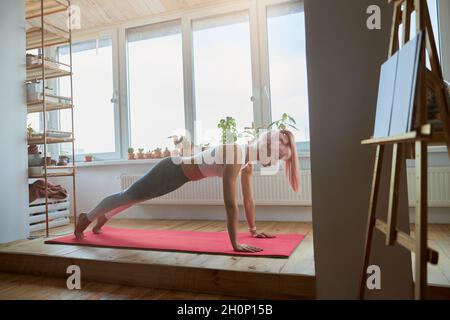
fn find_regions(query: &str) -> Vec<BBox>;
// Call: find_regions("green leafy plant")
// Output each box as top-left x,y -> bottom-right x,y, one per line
268,113 -> 298,131
153,147 -> 162,158
127,148 -> 135,160
137,148 -> 145,159
218,116 -> 238,144
27,123 -> 35,137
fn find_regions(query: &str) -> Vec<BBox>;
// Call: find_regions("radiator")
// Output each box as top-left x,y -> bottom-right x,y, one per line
406,167 -> 450,207
120,171 -> 311,206
120,167 -> 450,207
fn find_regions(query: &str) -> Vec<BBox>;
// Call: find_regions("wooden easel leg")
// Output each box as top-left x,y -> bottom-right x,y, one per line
414,140 -> 428,300
359,145 -> 385,299
386,143 -> 403,245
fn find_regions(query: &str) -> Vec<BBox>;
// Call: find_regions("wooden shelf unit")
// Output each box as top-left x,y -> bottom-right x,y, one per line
25,0 -> 77,238
25,0 -> 69,20
26,59 -> 71,82
29,171 -> 75,179
27,99 -> 73,114
28,137 -> 74,145
26,25 -> 70,50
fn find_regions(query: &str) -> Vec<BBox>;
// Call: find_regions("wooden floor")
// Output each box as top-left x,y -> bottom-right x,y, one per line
0,220 -> 315,299
0,272 -> 240,300
416,224 -> 450,286
2,220 -> 315,276
0,220 -> 449,299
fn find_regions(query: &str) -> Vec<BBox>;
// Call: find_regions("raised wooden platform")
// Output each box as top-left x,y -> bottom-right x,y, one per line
0,220 -> 315,299
0,220 -> 449,299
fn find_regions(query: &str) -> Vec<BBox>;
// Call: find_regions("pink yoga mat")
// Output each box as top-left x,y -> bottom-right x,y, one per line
46,227 -> 305,258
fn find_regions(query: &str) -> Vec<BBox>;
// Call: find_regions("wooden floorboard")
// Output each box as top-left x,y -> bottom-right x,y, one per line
0,272 -> 240,300
0,220 -> 449,299
0,251 -> 315,299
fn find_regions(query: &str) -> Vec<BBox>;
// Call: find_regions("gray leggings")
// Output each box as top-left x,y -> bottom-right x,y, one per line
87,157 -> 190,221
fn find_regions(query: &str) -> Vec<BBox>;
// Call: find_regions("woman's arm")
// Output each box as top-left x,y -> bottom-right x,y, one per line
223,163 -> 262,253
240,165 -> 275,239
240,165 -> 256,230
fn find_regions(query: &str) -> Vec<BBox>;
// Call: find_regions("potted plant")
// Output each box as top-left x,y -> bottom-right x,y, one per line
27,123 -> 35,138
85,154 -> 93,162
128,147 -> 135,160
58,151 -> 70,166
44,155 -> 53,166
28,144 -> 43,168
145,150 -> 154,159
163,147 -> 171,158
137,148 -> 145,160
268,113 -> 298,131
218,116 -> 238,144
153,147 -> 162,159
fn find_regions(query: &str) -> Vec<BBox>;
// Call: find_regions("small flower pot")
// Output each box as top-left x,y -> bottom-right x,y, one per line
137,153 -> 145,160
153,151 -> 162,159
128,153 -> 135,160
144,152 -> 153,159
58,155 -> 70,166
85,155 -> 93,162
44,156 -> 52,166
28,154 -> 43,167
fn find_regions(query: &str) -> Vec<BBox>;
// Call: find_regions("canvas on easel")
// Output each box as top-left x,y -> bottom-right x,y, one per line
373,52 -> 399,138
389,31 -> 423,135
373,32 -> 423,138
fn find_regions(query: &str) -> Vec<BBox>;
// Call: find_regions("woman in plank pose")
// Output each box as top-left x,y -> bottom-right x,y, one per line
75,130 -> 299,252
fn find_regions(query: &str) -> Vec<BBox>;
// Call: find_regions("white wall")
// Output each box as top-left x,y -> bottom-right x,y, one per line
305,0 -> 413,299
0,0 -> 29,243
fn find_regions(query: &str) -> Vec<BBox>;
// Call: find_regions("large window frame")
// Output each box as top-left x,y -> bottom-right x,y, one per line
56,28 -> 122,161
117,0 -> 302,159
53,0 -> 447,161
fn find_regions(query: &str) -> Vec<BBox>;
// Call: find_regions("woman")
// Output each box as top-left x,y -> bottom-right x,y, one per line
75,130 -> 299,253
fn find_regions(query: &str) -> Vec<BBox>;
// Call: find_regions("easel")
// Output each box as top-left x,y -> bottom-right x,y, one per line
359,0 -> 450,300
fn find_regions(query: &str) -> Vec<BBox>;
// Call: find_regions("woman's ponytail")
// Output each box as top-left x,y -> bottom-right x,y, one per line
281,130 -> 300,193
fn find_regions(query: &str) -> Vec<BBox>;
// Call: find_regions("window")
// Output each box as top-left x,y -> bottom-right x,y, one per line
428,0 -> 440,59
400,0 -> 441,64
52,1 -> 310,161
266,2 -> 309,144
192,12 -> 254,145
127,20 -> 185,151
59,37 -> 117,157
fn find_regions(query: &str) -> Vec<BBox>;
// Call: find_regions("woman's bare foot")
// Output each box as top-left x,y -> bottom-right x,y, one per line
92,215 -> 109,234
74,213 -> 90,239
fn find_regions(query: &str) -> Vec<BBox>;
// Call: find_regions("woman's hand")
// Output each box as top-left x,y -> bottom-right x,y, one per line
233,243 -> 263,253
251,231 -> 276,239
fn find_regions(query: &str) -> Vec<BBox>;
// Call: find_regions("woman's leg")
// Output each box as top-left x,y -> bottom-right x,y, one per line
74,157 -> 189,238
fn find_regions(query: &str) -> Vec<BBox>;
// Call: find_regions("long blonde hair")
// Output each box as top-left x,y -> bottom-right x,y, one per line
257,130 -> 300,192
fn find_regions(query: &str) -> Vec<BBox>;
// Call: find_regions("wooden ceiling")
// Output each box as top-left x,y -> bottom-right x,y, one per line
47,0 -> 229,31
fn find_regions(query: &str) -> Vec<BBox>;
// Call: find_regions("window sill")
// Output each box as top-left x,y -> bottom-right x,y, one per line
75,152 -> 312,168
75,159 -> 160,168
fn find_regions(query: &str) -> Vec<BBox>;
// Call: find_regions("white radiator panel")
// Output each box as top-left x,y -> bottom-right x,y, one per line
406,167 -> 450,207
121,167 -> 450,207
120,171 -> 311,206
